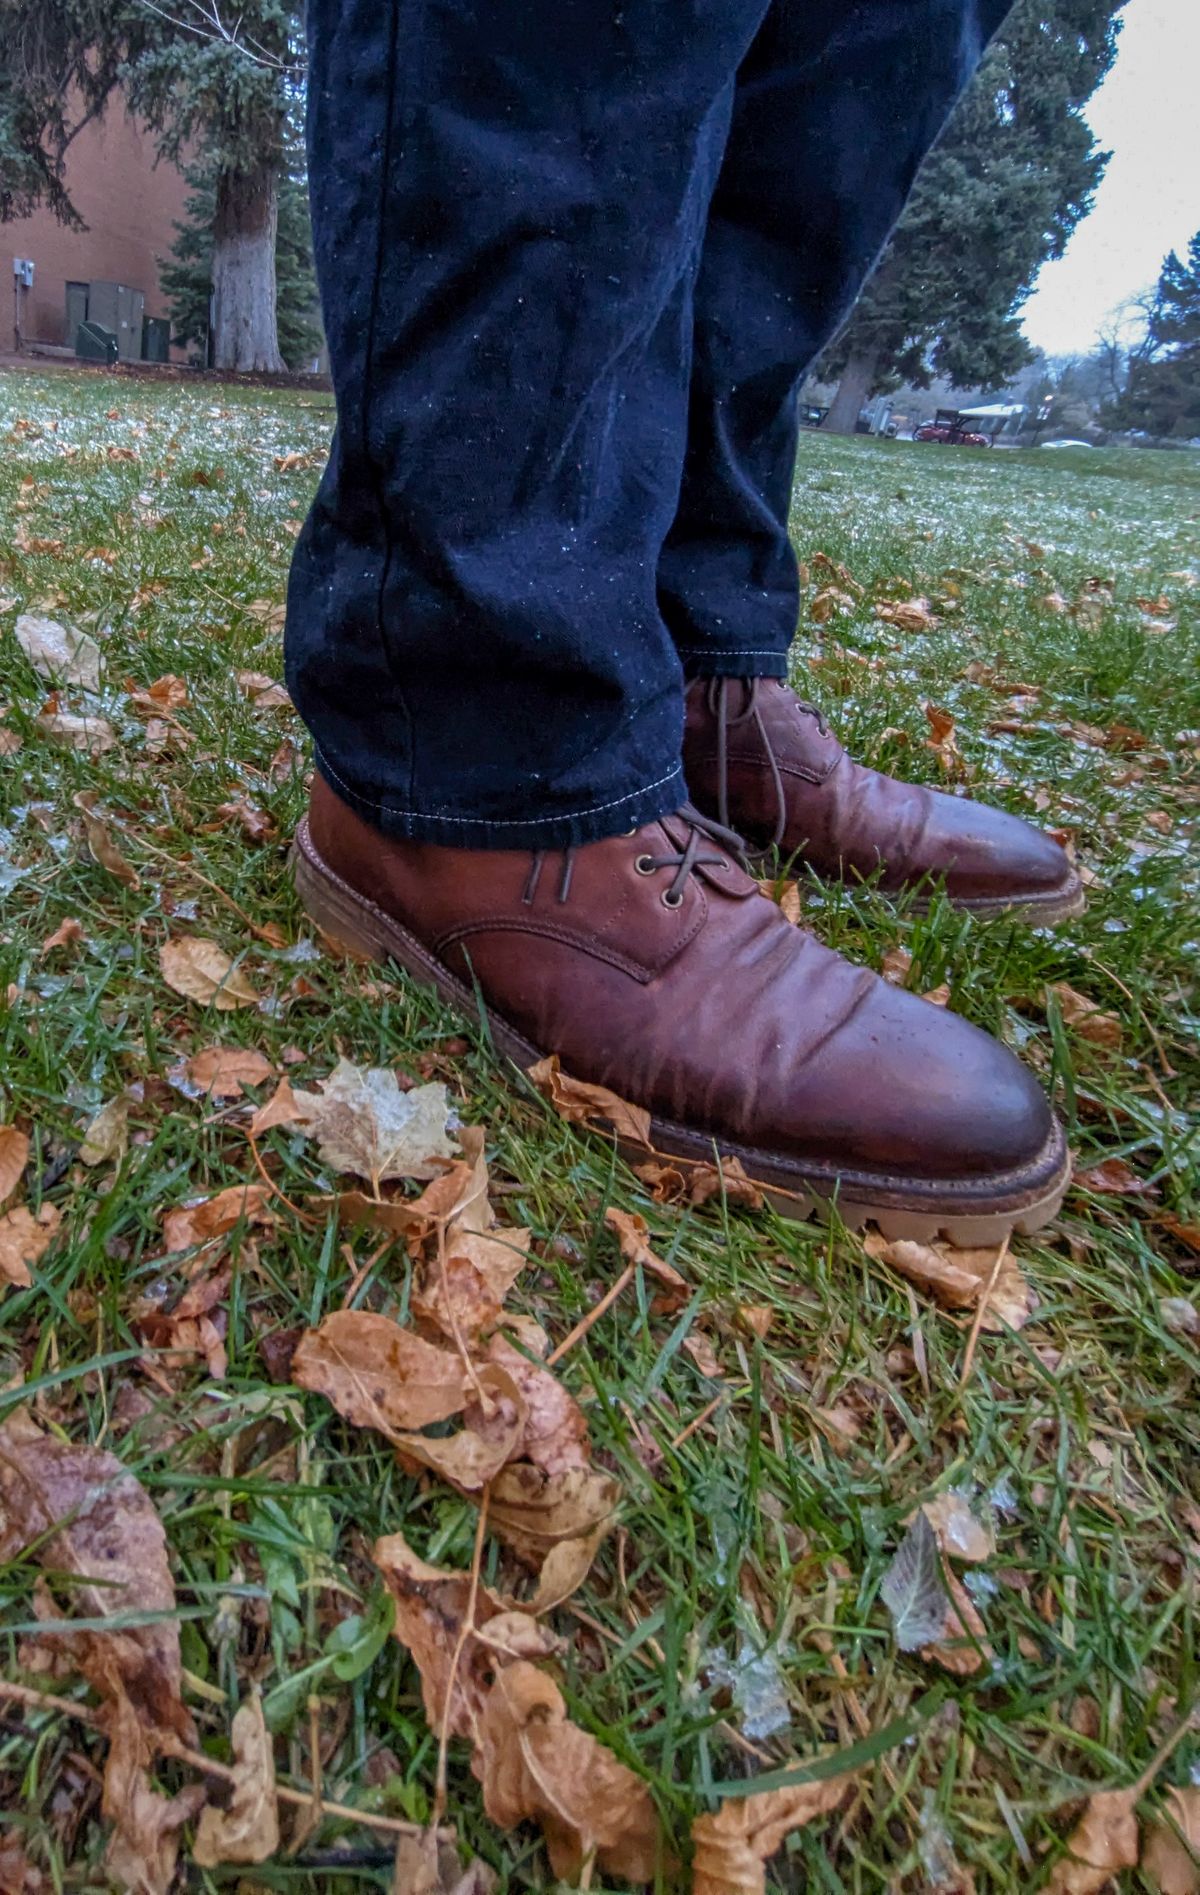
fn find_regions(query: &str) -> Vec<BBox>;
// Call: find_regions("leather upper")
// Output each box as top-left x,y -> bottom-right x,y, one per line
683,677 -> 1075,901
308,775 -> 1054,1185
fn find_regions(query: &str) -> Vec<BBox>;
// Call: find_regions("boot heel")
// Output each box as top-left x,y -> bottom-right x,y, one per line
291,836 -> 386,963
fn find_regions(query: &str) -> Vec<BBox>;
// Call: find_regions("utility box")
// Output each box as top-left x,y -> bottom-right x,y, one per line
86,281 -> 145,363
75,321 -> 119,365
142,315 -> 171,363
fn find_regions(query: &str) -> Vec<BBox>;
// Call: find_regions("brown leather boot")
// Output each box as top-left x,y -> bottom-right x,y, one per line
294,778 -> 1068,1242
683,677 -> 1085,923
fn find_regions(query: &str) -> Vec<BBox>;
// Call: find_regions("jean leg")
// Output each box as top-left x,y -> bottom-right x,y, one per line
286,0 -> 773,849
659,0 -> 1012,678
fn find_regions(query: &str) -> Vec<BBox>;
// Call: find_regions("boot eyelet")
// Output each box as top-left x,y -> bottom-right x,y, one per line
661,889 -> 684,909
634,855 -> 657,875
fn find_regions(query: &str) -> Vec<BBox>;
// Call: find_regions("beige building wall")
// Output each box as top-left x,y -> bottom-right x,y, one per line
6,106 -> 190,350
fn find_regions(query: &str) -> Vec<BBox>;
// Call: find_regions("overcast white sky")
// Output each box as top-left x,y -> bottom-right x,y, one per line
1020,0 -> 1200,358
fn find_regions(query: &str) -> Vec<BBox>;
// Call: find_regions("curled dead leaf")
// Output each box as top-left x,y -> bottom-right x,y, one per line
475,1661 -> 660,1884
373,1532 -> 562,1741
79,1094 -> 131,1168
864,1232 -> 1033,1332
0,1125 -> 29,1207
192,1693 -> 279,1867
604,1206 -> 689,1311
15,612 -> 102,690
72,792 -> 140,890
1045,1787 -> 1139,1893
1051,983 -> 1122,1050
1143,1785 -> 1200,1895
293,1310 -> 474,1432
248,1076 -> 302,1135
691,1773 -> 853,1895
488,1462 -> 620,1567
0,1201 -> 60,1289
162,1182 -> 272,1253
529,1054 -> 652,1148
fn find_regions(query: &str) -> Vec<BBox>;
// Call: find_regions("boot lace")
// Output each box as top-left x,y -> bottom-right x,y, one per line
521,805 -> 746,908
705,676 -> 827,851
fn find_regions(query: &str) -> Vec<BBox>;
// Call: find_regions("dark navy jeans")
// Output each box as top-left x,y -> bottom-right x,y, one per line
286,0 -> 1008,849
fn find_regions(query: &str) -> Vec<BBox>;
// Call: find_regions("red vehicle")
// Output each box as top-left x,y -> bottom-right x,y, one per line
914,408 -> 991,446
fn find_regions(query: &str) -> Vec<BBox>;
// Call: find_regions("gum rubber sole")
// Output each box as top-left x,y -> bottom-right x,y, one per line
913,872 -> 1088,929
293,818 -> 1070,1246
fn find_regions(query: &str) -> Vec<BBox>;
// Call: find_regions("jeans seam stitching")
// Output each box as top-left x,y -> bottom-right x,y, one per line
315,744 -> 683,828
364,0 -> 416,805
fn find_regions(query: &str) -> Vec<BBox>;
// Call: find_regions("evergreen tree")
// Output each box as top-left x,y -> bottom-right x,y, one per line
1111,233 -> 1200,437
0,0 -> 304,372
821,0 -> 1125,432
161,155 -> 322,371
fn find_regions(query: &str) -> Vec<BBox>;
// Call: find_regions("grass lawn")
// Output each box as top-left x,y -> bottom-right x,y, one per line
0,365 -> 1197,1893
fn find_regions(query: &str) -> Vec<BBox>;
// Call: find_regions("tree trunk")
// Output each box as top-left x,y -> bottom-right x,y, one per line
823,347 -> 882,435
211,162 -> 285,373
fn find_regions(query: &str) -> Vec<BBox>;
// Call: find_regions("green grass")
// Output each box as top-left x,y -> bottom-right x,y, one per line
0,366 -> 1197,1892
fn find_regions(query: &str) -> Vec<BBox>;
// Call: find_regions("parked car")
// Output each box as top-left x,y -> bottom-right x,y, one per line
914,409 -> 990,447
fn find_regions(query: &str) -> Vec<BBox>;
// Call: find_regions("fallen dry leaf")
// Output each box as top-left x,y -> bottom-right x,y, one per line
214,796 -> 277,844
137,1268 -> 230,1380
293,1310 -> 474,1431
79,1094 -> 131,1167
686,1156 -> 765,1211
880,1512 -> 953,1652
529,1054 -> 652,1148
1073,1158 -> 1158,1198
162,1182 -> 272,1253
876,597 -> 935,633
921,1492 -> 994,1564
486,1461 -> 619,1569
186,1046 -> 274,1099
0,1420 -> 193,1743
605,1206 -> 689,1311
924,703 -> 963,776
248,1076 -> 302,1135
1143,1785 -> 1200,1895
921,1566 -> 992,1676
864,1233 -> 1033,1331
14,612 -> 102,690
292,1059 -> 457,1186
691,1773 -> 853,1895
36,709 -> 116,755
1051,983 -> 1122,1050
1046,1788 -> 1139,1893
486,1332 -> 590,1476
475,1660 -> 659,1884
160,937 -> 260,1011
811,585 -> 857,624
0,1202 -> 60,1288
374,1532 -> 562,1741
40,916 -> 85,955
0,1125 -> 28,1206
192,1693 -> 279,1867
73,795 -> 139,890
102,1691 -> 206,1895
683,1333 -> 725,1380
881,944 -> 914,985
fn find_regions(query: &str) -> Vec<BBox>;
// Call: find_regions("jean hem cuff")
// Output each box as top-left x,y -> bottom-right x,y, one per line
313,748 -> 687,851
676,648 -> 790,680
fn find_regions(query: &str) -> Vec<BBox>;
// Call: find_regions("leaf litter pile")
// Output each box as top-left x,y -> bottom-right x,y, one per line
0,370 -> 1198,1892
